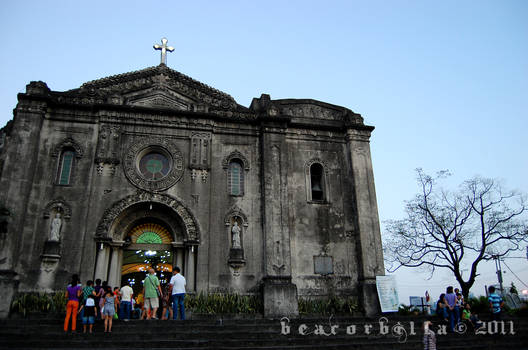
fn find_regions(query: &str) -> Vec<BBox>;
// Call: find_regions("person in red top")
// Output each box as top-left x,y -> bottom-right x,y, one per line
113,287 -> 121,317
64,274 -> 82,332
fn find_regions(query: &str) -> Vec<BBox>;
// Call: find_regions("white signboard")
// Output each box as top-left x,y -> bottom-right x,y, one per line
376,275 -> 399,313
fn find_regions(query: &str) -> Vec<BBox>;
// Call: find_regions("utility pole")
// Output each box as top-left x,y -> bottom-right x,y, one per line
492,255 -> 504,294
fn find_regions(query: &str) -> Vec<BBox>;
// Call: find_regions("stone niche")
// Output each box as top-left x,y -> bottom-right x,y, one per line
225,210 -> 248,270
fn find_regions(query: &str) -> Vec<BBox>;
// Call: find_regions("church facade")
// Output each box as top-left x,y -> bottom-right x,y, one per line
0,60 -> 384,317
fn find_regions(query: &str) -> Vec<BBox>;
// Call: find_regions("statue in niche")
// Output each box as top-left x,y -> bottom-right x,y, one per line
231,220 -> 241,249
49,213 -> 62,241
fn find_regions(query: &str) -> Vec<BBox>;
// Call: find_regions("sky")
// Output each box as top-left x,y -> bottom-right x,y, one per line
1,0 -> 527,304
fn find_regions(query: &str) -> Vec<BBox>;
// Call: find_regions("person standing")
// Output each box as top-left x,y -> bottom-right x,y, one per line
169,266 -> 186,320
444,286 -> 457,332
94,279 -> 104,320
81,294 -> 97,333
113,287 -> 121,318
80,280 -> 95,318
161,283 -> 173,320
455,292 -> 463,326
436,293 -> 448,322
120,282 -> 134,321
103,287 -> 117,332
488,286 -> 504,321
64,274 -> 82,333
142,268 -> 162,320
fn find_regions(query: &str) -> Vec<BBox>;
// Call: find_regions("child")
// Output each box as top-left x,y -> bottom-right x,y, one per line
462,303 -> 482,329
113,286 -> 121,318
80,294 -> 97,333
103,287 -> 117,333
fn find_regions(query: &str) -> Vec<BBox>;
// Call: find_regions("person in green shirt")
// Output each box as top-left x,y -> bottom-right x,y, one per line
142,268 -> 163,319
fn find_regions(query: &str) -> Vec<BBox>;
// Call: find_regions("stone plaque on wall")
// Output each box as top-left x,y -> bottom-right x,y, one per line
314,255 -> 333,275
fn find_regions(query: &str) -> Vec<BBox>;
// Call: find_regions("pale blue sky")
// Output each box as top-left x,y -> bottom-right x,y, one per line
1,1 -> 527,303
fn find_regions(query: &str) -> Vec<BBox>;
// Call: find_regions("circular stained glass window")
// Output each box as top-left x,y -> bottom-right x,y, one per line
138,152 -> 170,180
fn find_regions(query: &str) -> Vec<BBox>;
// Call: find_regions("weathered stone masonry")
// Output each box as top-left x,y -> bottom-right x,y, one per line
0,64 -> 385,317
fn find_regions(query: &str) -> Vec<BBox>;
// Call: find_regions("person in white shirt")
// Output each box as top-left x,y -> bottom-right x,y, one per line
169,266 -> 186,320
119,282 -> 134,321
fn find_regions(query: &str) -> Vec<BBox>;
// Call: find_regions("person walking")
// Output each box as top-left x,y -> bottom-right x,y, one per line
142,268 -> 162,320
64,274 -> 82,333
120,281 -> 134,321
169,266 -> 186,320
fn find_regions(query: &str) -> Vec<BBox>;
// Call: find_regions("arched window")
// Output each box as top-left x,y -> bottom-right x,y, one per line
310,163 -> 325,202
228,160 -> 244,196
57,149 -> 75,185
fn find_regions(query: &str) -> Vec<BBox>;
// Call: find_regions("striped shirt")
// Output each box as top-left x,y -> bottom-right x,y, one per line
488,293 -> 502,314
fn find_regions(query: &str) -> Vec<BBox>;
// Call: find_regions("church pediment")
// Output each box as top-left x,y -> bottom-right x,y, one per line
125,88 -> 192,111
62,65 -> 246,114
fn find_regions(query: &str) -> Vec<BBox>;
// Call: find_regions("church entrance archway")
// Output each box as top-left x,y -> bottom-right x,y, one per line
94,193 -> 200,293
121,222 -> 175,295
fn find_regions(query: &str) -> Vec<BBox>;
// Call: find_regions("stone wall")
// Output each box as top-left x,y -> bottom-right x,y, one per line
0,67 -> 385,317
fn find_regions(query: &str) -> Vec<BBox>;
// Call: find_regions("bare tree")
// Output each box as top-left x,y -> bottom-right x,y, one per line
384,169 -> 527,299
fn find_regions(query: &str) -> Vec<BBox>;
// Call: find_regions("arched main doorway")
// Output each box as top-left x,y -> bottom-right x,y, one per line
121,222 -> 175,294
94,193 -> 200,293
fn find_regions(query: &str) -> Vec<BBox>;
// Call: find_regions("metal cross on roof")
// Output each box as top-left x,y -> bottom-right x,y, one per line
153,38 -> 175,65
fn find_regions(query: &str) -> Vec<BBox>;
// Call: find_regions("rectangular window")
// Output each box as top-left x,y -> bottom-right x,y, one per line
231,166 -> 240,195
58,152 -> 74,185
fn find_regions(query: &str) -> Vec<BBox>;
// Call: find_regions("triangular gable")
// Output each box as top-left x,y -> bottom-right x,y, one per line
66,65 -> 244,113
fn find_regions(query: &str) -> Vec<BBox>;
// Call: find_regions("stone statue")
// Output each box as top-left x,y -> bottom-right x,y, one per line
49,213 -> 62,241
231,221 -> 241,249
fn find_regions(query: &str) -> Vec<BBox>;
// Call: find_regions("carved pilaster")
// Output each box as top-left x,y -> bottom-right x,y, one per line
259,120 -> 298,317
95,124 -> 121,176
189,132 -> 211,170
345,127 -> 384,316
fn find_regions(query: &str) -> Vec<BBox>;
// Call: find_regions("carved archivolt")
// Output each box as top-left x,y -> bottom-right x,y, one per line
96,192 -> 200,242
43,199 -> 72,220
304,158 -> 329,176
51,137 -> 83,158
222,150 -> 250,171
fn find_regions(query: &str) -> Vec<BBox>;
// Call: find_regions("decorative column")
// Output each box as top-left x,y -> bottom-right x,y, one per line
345,127 -> 385,316
94,244 -> 111,281
176,248 -> 184,270
107,246 -> 123,288
185,247 -> 196,292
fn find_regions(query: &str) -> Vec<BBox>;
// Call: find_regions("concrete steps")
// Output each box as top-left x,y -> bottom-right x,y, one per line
0,316 -> 526,349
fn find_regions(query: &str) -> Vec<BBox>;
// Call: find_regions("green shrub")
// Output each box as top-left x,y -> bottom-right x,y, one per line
298,296 -> 358,315
184,292 -> 263,314
10,292 -> 66,317
467,296 -> 490,315
397,304 -> 413,316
